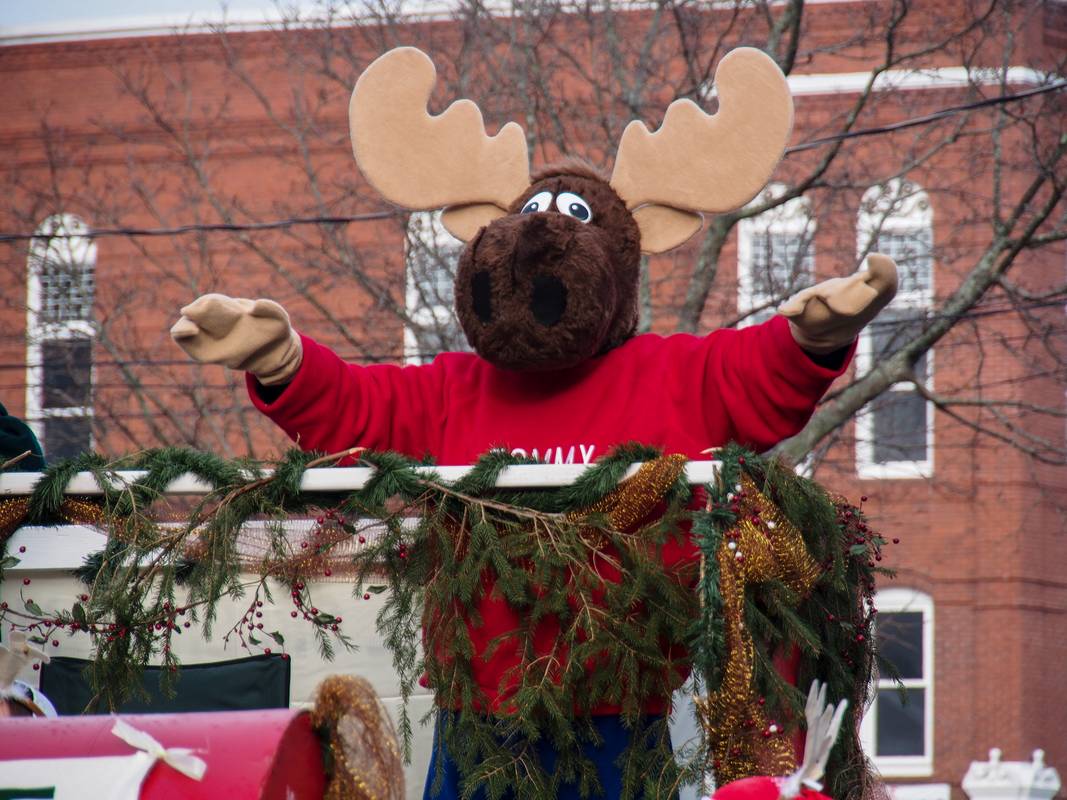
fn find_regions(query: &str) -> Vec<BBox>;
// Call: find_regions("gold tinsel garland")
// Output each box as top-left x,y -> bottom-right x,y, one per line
2,455 -> 689,582
567,453 -> 689,531
0,493 -> 380,581
0,496 -> 106,545
311,675 -> 405,800
695,474 -> 822,785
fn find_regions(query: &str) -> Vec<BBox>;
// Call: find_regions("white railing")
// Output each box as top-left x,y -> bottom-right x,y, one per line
0,460 -> 722,571
0,460 -> 722,496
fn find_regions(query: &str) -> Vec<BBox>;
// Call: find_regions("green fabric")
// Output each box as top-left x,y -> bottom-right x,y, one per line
40,653 -> 290,715
0,401 -> 46,472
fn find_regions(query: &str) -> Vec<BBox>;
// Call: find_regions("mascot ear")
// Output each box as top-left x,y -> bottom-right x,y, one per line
441,203 -> 509,242
632,206 -> 704,254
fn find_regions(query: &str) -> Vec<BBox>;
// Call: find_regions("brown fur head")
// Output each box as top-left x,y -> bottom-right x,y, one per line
453,160 -> 641,371
349,47 -> 794,370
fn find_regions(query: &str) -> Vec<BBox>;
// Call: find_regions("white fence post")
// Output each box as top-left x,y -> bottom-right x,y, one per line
962,748 -> 1061,800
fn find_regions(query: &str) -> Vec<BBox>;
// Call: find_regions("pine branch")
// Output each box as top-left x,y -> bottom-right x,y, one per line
1,443 -> 881,799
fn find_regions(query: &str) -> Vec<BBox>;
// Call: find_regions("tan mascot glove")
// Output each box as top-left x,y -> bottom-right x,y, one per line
778,253 -> 899,354
170,294 -> 303,386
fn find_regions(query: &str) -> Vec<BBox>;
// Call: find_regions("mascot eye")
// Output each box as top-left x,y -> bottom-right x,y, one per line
556,192 -> 592,223
521,191 -> 554,214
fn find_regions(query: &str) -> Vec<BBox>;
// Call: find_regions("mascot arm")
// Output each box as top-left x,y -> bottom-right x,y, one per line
171,294 -> 303,386
172,294 -> 446,457
702,315 -> 854,452
245,332 -> 447,459
779,254 -> 899,355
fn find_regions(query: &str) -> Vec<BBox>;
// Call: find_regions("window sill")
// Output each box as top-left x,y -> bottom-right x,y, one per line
873,758 -> 934,778
887,783 -> 950,800
856,460 -> 932,480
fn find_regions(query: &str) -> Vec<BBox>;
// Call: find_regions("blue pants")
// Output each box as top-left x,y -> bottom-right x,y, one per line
423,713 -> 677,799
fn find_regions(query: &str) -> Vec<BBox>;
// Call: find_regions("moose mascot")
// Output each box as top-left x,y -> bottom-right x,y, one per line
172,47 -> 896,800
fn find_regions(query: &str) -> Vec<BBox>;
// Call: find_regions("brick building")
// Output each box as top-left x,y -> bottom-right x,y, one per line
1,2 -> 1065,798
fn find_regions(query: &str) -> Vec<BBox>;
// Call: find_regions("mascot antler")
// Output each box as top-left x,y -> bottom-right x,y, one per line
349,47 -> 531,240
349,46 -> 792,252
610,47 -> 794,252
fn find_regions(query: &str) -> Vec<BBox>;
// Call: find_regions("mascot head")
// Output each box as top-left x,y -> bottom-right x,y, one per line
349,46 -> 793,370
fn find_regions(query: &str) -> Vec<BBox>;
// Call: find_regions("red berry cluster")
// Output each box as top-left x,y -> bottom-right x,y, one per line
827,494 -> 901,667
287,581 -> 346,635
222,595 -> 290,659
0,589 -> 197,661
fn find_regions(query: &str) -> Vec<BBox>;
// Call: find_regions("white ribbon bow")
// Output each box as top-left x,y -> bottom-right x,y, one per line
111,719 -> 208,782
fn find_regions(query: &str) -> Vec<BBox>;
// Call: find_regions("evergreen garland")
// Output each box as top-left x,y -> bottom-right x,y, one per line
0,444 -> 891,800
695,444 -> 891,800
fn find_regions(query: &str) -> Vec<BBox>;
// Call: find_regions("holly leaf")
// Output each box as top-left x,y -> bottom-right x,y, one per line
72,602 -> 87,624
25,599 -> 43,616
848,544 -> 868,556
367,585 -> 388,595
29,635 -> 47,645
0,556 -> 20,570
248,632 -> 261,645
268,630 -> 285,645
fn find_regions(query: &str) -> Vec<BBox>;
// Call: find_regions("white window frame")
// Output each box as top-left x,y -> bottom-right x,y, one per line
403,210 -> 464,364
861,587 -> 935,777
25,214 -> 96,456
855,180 -> 934,479
886,785 -> 950,800
737,182 -> 816,327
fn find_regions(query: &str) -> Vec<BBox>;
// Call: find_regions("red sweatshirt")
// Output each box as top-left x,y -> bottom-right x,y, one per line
248,314 -> 851,713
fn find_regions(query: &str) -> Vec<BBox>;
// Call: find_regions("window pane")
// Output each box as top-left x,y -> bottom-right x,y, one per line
409,317 -> 468,364
877,611 -> 924,679
876,687 -> 925,756
747,307 -> 777,326
750,231 -> 814,298
42,339 -> 92,408
44,416 -> 92,461
875,229 -> 932,296
39,255 -> 95,323
405,212 -> 468,362
871,391 -> 927,464
408,242 -> 459,309
868,308 -> 929,380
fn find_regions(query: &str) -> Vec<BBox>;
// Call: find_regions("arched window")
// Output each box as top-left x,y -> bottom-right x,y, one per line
855,180 -> 934,478
860,587 -> 935,777
25,214 -> 96,461
404,211 -> 467,364
737,183 -> 816,326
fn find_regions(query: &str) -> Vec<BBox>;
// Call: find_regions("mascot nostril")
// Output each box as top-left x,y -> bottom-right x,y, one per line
530,275 -> 567,327
471,271 -> 493,324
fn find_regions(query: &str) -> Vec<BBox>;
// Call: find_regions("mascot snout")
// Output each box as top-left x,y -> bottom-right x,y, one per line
454,166 -> 642,372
